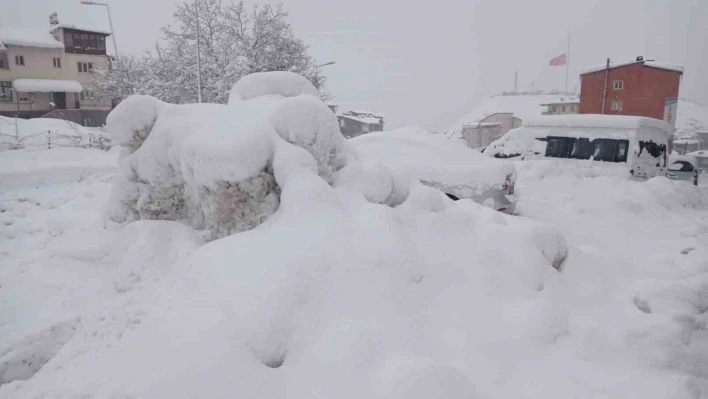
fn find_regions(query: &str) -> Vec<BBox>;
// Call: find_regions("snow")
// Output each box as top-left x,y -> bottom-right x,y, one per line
2,72 -> 708,399
580,60 -> 685,75
12,79 -> 83,93
338,113 -> 383,125
2,144 -> 707,398
49,24 -> 112,36
107,72 -> 349,239
687,150 -> 708,158
0,117 -> 107,151
350,127 -> 515,197
524,114 -> 673,131
675,99 -> 708,138
539,97 -> 580,106
0,26 -> 64,49
228,71 -> 320,103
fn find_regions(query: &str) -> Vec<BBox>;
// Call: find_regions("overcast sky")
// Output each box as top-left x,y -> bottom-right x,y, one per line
2,0 -> 706,131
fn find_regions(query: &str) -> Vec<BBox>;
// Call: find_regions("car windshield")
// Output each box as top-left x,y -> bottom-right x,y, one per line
669,161 -> 694,172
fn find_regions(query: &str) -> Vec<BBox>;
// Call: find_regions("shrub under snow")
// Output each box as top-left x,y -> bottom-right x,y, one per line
106,72 -> 349,240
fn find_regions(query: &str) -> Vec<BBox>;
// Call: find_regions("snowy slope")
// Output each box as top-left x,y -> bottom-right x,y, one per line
675,98 -> 708,138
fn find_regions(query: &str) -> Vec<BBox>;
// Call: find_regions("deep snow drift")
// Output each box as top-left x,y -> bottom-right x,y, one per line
1,73 -> 707,398
106,72 -> 349,240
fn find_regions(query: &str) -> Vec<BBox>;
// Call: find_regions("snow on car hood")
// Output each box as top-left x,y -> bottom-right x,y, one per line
350,128 -> 515,193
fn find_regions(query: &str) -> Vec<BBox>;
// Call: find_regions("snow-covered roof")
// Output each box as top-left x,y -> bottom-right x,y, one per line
523,114 -> 673,132
673,139 -> 700,145
12,79 -> 83,93
49,24 -> 112,36
539,98 -> 580,106
463,122 -> 502,128
0,27 -> 64,49
580,60 -> 684,75
338,113 -> 382,125
686,150 -> 708,158
448,93 -> 576,137
0,42 -> 6,51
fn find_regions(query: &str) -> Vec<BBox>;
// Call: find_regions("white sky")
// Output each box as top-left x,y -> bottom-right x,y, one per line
2,0 -> 706,131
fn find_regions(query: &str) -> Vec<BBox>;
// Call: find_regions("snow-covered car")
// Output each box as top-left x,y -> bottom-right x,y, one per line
349,128 -> 517,213
666,155 -> 700,185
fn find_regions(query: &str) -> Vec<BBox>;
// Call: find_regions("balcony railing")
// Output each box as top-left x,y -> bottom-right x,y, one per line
65,46 -> 107,56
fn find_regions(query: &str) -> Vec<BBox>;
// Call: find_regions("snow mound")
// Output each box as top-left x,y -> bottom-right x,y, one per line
106,74 -> 349,240
228,71 -> 320,103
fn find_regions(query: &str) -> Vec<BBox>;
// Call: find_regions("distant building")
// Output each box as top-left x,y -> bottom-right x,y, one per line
337,109 -> 385,138
540,98 -> 579,115
459,112 -> 522,148
579,57 -> 683,124
0,18 -> 113,126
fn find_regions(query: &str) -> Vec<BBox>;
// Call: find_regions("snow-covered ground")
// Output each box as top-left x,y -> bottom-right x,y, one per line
1,142 -> 706,398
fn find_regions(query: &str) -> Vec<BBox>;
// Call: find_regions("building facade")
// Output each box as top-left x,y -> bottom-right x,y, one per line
460,112 -> 522,148
541,98 -> 579,115
0,22 -> 113,126
579,58 -> 683,122
337,110 -> 385,138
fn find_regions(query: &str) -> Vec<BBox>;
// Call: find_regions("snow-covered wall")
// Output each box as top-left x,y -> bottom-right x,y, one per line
106,72 -> 350,240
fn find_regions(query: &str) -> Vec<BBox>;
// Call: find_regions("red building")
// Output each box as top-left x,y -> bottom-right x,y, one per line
579,57 -> 683,121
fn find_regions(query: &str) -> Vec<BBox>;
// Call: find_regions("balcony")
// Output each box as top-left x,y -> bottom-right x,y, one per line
65,46 -> 107,56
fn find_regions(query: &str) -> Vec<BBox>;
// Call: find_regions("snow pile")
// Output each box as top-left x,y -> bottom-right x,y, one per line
2,126 -> 708,397
107,72 -> 349,240
228,71 -> 320,103
675,98 -> 708,138
11,79 -> 82,93
349,127 -> 515,199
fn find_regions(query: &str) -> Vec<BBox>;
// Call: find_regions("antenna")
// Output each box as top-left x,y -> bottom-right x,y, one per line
514,71 -> 519,94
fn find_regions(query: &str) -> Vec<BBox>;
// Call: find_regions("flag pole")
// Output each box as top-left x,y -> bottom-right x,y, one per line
565,33 -> 570,94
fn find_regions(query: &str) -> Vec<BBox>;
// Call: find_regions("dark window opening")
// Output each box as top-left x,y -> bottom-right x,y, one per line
545,137 -> 574,158
0,81 -> 13,102
668,161 -> 694,172
445,193 -> 460,201
545,136 -> 630,163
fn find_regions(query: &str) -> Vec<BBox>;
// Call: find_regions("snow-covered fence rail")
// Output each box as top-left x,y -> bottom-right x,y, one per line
0,130 -> 111,151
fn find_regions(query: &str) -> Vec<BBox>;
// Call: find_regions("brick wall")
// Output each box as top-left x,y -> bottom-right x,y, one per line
579,62 -> 681,120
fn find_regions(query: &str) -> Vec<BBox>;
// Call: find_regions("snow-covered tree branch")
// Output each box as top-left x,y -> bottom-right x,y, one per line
95,0 -> 328,104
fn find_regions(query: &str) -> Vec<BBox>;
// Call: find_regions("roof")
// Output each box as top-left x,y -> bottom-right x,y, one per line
448,93 -> 576,137
0,26 -> 64,49
338,114 -> 382,125
580,60 -> 684,75
523,114 -> 673,132
673,139 -> 700,145
686,150 -> 708,158
49,24 -> 112,36
12,79 -> 83,93
540,98 -> 580,106
463,122 -> 502,128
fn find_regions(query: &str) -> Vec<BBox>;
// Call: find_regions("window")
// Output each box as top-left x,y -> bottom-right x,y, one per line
571,105 -> 576,112
53,57 -> 61,68
361,123 -> 370,133
19,94 -> 29,101
668,161 -> 693,172
613,80 -> 624,90
592,139 -> 619,162
77,62 -> 93,73
611,101 -> 622,111
97,36 -> 106,50
0,81 -> 12,102
15,55 -> 25,65
562,105 -> 566,112
550,105 -> 556,113
545,137 -> 574,158
0,59 -> 5,69
80,90 -> 96,101
614,140 -> 629,163
569,138 -> 594,159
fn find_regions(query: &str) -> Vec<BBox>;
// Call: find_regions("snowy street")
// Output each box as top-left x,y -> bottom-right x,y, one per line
1,146 -> 706,398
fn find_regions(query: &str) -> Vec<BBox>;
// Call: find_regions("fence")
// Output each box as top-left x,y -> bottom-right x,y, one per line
0,129 -> 111,151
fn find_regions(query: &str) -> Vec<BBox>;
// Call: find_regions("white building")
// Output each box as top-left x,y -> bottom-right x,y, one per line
540,98 -> 580,115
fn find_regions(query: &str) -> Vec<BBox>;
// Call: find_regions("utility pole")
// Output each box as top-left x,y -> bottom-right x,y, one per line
565,34 -> 570,94
601,57 -> 610,114
514,71 -> 518,93
195,0 -> 202,103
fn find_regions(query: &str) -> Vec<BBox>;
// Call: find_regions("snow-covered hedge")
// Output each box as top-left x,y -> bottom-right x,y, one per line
106,72 -> 350,240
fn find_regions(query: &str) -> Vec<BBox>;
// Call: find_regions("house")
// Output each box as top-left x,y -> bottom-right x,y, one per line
540,98 -> 579,115
458,112 -> 522,148
0,18 -> 113,126
337,109 -> 385,138
579,57 -> 683,124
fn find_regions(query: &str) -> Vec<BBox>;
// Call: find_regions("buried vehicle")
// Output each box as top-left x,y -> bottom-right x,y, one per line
666,155 -> 701,185
484,115 -> 671,180
348,128 -> 517,214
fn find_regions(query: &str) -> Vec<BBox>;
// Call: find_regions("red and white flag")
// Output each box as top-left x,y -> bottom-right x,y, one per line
549,53 -> 567,66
